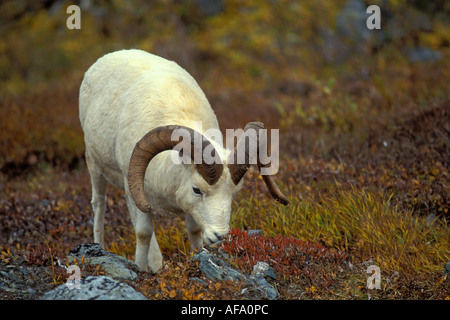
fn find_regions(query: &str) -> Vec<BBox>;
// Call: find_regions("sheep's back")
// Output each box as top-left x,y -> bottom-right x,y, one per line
79,49 -> 220,185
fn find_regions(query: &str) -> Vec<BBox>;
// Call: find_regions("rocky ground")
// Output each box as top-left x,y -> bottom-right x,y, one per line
0,257 -> 54,300
2,237 -> 448,300
0,240 -> 285,300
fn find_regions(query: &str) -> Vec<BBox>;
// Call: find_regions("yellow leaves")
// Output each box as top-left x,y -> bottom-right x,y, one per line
155,275 -> 199,300
419,33 -> 443,50
159,279 -> 177,297
168,289 -> 177,298
419,19 -> 450,50
135,257 -> 243,300
214,282 -> 222,290
306,285 -> 317,293
53,200 -> 69,212
430,165 -> 440,176
60,39 -> 83,56
305,285 -> 320,299
1,248 -> 16,264
182,288 -> 205,300
28,10 -> 56,35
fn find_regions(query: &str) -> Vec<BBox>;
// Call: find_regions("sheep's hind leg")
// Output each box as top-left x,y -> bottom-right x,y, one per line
86,152 -> 108,249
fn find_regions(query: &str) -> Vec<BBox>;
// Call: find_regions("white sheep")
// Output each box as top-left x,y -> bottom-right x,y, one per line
79,49 -> 288,273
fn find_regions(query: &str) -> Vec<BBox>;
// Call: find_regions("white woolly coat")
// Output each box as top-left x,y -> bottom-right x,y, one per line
79,49 -> 225,214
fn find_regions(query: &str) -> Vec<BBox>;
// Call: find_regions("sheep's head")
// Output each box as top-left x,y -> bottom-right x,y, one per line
127,122 -> 289,245
174,164 -> 240,244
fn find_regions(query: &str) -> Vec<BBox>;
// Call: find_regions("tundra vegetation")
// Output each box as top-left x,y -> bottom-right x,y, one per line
0,0 -> 449,299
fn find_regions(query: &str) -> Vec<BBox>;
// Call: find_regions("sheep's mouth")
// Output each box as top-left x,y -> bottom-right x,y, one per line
203,229 -> 228,245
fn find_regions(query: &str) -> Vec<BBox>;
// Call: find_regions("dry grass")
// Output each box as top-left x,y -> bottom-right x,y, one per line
232,184 -> 449,274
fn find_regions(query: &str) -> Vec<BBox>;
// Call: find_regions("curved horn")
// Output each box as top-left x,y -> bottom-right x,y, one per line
227,122 -> 262,185
260,165 -> 290,205
128,125 -> 223,213
228,122 -> 289,205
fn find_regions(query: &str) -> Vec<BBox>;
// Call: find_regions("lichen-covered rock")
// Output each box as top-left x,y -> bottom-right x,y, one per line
40,276 -> 147,300
192,248 -> 245,282
192,248 -> 278,299
252,261 -> 277,279
67,243 -> 139,281
247,273 -> 278,300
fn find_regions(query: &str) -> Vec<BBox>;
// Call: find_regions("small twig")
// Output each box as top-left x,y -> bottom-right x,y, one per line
42,235 -> 57,285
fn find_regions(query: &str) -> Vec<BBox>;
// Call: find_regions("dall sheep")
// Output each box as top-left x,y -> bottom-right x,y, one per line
79,49 -> 289,273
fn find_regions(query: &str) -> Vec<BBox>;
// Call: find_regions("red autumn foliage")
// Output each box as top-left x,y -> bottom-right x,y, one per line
220,229 -> 348,279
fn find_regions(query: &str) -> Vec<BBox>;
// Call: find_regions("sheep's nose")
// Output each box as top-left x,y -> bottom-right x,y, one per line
213,231 -> 224,241
210,230 -> 229,244
204,228 -> 229,245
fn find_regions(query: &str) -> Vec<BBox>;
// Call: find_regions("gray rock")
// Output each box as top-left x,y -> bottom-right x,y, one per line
189,277 -> 208,286
252,261 -> 277,279
249,262 -> 278,299
196,0 -> 224,16
405,47 -> 443,63
40,276 -> 147,300
192,249 -> 278,299
444,261 -> 450,276
192,248 -> 245,282
324,0 -> 385,63
247,230 -> 263,237
426,214 -> 437,226
67,243 -> 139,281
247,273 -> 278,300
7,270 -> 19,282
336,0 -> 371,43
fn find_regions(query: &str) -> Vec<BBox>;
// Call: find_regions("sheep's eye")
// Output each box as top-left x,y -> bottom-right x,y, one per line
192,187 -> 203,196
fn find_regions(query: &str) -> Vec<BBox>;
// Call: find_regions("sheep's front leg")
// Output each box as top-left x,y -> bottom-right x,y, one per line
125,183 -> 162,273
129,203 -> 162,273
186,214 -> 203,250
148,230 -> 163,272
135,211 -> 164,273
134,211 -> 152,271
